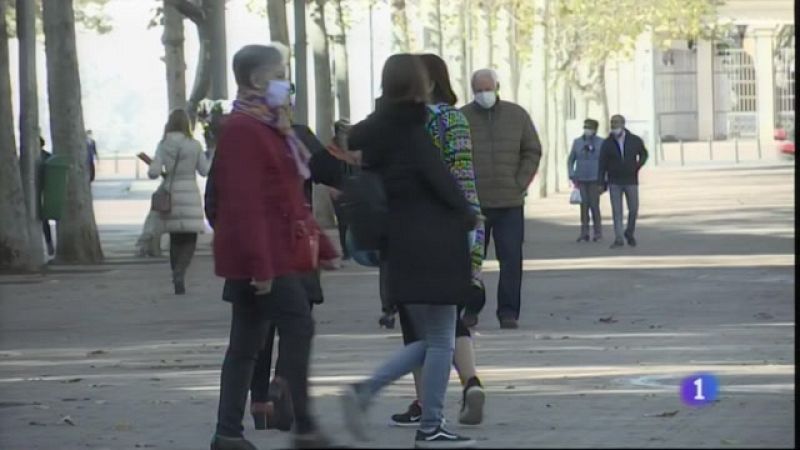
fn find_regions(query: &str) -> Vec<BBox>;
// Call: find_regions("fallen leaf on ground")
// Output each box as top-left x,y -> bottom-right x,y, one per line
505,385 -> 516,390
63,378 -> 83,383
115,422 -> 132,431
598,316 -> 618,323
721,439 -> 738,445
754,312 -> 774,320
87,350 -> 107,356
29,421 -> 47,426
61,415 -> 76,426
646,410 -> 679,418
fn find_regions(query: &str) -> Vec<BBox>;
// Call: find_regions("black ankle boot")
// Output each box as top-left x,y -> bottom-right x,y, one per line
210,435 -> 258,450
174,280 -> 186,295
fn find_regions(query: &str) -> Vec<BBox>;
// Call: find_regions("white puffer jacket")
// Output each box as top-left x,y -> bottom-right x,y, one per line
148,132 -> 210,233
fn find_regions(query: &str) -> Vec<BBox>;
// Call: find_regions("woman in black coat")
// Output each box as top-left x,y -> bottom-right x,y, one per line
340,53 -> 478,449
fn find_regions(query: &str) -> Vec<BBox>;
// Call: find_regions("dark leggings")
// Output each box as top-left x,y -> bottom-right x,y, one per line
169,232 -> 197,283
215,276 -> 315,437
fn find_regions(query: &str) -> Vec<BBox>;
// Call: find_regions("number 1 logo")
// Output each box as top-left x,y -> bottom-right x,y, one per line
681,373 -> 719,406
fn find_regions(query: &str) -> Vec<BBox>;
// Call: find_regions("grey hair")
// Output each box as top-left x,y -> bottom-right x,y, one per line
232,43 -> 287,88
471,68 -> 499,89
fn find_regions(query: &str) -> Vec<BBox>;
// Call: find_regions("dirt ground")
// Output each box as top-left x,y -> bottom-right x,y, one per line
0,162 -> 794,449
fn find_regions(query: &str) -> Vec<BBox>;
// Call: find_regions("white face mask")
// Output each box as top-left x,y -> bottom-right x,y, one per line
583,129 -> 595,138
610,128 -> 623,137
265,80 -> 292,108
474,91 -> 497,109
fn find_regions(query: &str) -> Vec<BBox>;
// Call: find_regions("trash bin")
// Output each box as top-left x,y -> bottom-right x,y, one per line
42,154 -> 71,220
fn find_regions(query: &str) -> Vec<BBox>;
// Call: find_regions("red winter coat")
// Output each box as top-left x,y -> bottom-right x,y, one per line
210,112 -> 337,281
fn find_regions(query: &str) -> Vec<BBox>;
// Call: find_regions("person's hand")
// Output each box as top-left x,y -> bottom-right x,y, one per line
320,259 -> 341,271
251,279 -> 273,295
329,187 -> 343,200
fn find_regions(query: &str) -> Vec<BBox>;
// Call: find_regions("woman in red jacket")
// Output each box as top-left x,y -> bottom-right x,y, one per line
209,43 -> 338,450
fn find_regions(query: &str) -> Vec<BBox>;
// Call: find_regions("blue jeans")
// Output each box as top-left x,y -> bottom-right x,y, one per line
482,206 -> 524,320
363,304 -> 456,431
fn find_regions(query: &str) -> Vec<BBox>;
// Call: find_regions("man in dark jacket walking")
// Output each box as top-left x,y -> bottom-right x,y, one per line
599,115 -> 649,249
460,68 -> 542,329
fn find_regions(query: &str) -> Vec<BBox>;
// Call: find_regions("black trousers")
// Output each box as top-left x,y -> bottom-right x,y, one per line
215,276 -> 315,437
481,206 -> 524,320
250,301 -> 316,403
169,233 -> 197,284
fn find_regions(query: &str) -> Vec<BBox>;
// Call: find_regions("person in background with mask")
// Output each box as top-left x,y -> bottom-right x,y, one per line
459,68 -> 542,330
208,43 -> 339,450
599,114 -> 649,249
567,118 -> 605,242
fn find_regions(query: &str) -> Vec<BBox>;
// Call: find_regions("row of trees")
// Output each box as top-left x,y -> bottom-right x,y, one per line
2,0 -> 108,271
0,0 -> 724,271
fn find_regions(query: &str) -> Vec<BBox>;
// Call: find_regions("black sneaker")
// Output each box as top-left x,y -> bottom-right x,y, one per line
415,426 -> 477,449
610,240 -> 624,249
576,235 -> 589,242
390,400 -> 422,427
625,233 -> 637,247
458,378 -> 485,425
461,313 -> 478,329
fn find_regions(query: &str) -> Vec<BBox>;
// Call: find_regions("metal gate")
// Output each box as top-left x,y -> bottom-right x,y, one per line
714,48 -> 758,139
654,48 -> 698,141
775,47 -> 795,131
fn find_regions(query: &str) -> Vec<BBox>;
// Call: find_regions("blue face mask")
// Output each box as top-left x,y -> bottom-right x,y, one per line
265,80 -> 292,108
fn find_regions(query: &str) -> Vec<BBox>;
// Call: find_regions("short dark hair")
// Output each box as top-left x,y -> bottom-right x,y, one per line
379,54 -> 430,105
420,54 -> 457,105
232,45 -> 284,89
583,119 -> 599,129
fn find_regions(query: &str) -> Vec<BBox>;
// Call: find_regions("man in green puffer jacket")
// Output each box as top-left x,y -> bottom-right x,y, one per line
460,68 -> 543,330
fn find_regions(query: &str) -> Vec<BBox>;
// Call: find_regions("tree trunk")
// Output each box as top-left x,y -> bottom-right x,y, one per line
293,0 -> 308,125
309,0 -> 336,229
435,0 -> 443,56
538,0 -> 550,198
0,0 -> 34,271
42,0 -> 104,263
268,0 -> 290,46
309,0 -> 333,143
162,0 -> 187,110
167,0 -> 212,125
508,3 -> 519,101
332,0 -> 350,120
486,1 -> 495,67
459,3 -> 470,103
552,83 -> 561,194
597,60 -> 609,133
208,0 -> 227,100
390,0 -> 410,52
16,0 -> 45,269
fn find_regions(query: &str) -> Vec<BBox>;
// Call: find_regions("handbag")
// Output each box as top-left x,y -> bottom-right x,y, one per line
291,215 -> 321,272
569,187 -> 582,205
151,147 -> 183,213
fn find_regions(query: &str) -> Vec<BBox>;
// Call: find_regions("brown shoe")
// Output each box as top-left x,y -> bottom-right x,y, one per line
268,377 -> 294,431
499,317 -> 518,329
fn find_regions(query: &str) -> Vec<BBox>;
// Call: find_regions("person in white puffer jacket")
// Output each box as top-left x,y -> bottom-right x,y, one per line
148,109 -> 210,294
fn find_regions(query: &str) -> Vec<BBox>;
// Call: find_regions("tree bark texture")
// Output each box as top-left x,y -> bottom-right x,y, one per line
0,0 -> 35,271
42,0 -> 104,263
16,0 -> 45,268
162,0 -> 187,111
208,0 -> 227,99
332,0 -> 350,120
267,0 -> 290,46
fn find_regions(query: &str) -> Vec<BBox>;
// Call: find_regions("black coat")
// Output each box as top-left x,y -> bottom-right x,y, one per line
349,101 -> 475,306
599,129 -> 649,185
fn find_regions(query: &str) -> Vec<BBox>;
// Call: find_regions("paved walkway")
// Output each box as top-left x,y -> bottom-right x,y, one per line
0,163 -> 794,449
